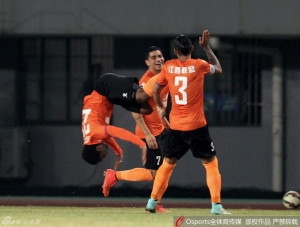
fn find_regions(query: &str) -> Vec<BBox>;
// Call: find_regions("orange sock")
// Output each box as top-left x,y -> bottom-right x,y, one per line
151,160 -> 176,200
116,168 -> 154,181
156,183 -> 168,203
203,157 -> 221,203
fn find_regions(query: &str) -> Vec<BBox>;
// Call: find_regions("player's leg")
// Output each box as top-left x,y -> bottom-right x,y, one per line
202,157 -> 221,203
96,73 -> 138,102
102,167 -> 153,197
98,74 -> 152,114
202,157 -> 230,215
102,139 -> 159,198
146,157 -> 177,213
112,137 -> 162,183
143,139 -> 170,213
116,168 -> 154,181
146,130 -> 188,213
191,125 -> 230,215
152,130 -> 171,212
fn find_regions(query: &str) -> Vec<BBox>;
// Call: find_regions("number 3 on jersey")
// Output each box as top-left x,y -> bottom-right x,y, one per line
175,76 -> 187,105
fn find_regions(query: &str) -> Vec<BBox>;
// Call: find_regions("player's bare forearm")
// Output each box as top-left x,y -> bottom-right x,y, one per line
153,84 -> 164,108
131,112 -> 151,135
203,45 -> 222,74
131,112 -> 158,149
114,153 -> 123,170
141,144 -> 147,165
199,30 -> 222,74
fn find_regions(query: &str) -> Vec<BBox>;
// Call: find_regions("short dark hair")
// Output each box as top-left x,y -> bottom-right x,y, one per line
144,46 -> 162,60
174,34 -> 193,56
82,144 -> 101,165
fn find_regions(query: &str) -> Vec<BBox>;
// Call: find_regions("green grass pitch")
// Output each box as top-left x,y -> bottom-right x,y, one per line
0,206 -> 299,227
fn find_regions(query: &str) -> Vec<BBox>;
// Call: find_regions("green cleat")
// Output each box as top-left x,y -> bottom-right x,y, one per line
145,198 -> 157,213
211,203 -> 231,215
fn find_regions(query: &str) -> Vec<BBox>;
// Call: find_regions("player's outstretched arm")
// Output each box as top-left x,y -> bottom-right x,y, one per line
199,30 -> 222,75
105,126 -> 147,165
104,136 -> 124,170
114,153 -> 123,171
105,125 -> 146,148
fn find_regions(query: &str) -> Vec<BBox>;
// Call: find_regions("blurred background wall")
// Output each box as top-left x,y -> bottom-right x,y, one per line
0,0 -> 299,196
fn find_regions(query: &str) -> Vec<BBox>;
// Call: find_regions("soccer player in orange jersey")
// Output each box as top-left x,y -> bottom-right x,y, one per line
102,47 -> 170,212
81,90 -> 147,170
145,30 -> 231,215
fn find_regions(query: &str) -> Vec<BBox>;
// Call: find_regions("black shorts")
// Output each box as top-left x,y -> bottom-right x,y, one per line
95,73 -> 143,113
144,130 -> 167,170
163,125 -> 216,160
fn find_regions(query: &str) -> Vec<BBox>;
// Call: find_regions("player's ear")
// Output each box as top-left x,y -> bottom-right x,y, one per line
191,45 -> 195,53
173,48 -> 177,55
145,59 -> 150,67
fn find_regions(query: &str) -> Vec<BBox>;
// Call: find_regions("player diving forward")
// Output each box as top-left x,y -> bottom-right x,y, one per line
81,72 -> 153,169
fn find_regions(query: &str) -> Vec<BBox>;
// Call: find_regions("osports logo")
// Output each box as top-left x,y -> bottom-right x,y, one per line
175,216 -> 185,226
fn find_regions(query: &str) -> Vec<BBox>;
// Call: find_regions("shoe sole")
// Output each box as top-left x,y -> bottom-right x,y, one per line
211,211 -> 231,215
156,206 -> 170,213
145,209 -> 156,213
157,209 -> 170,213
102,171 -> 109,197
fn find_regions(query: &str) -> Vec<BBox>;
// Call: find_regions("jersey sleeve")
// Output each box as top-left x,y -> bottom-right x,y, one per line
198,59 -> 212,75
143,75 -> 158,97
156,67 -> 167,86
105,125 -> 146,148
104,137 -> 123,155
161,85 -> 169,103
139,74 -> 148,87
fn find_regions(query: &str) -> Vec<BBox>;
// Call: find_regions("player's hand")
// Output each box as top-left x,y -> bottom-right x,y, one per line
113,153 -> 123,171
145,133 -> 158,149
141,144 -> 147,165
156,106 -> 165,119
199,30 -> 210,48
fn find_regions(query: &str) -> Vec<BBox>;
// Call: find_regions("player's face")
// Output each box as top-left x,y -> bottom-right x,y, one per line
145,50 -> 164,74
95,143 -> 108,161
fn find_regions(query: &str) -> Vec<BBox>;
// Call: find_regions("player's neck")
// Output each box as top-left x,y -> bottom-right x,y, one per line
177,55 -> 191,62
149,69 -> 160,75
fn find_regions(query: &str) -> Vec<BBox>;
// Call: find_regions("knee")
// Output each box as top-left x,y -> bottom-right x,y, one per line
200,156 -> 215,164
164,157 -> 177,165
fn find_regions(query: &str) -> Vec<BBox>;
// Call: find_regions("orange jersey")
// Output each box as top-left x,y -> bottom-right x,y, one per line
134,71 -> 168,138
139,70 -> 155,87
156,59 -> 211,131
82,90 -> 122,154
82,91 -> 145,155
